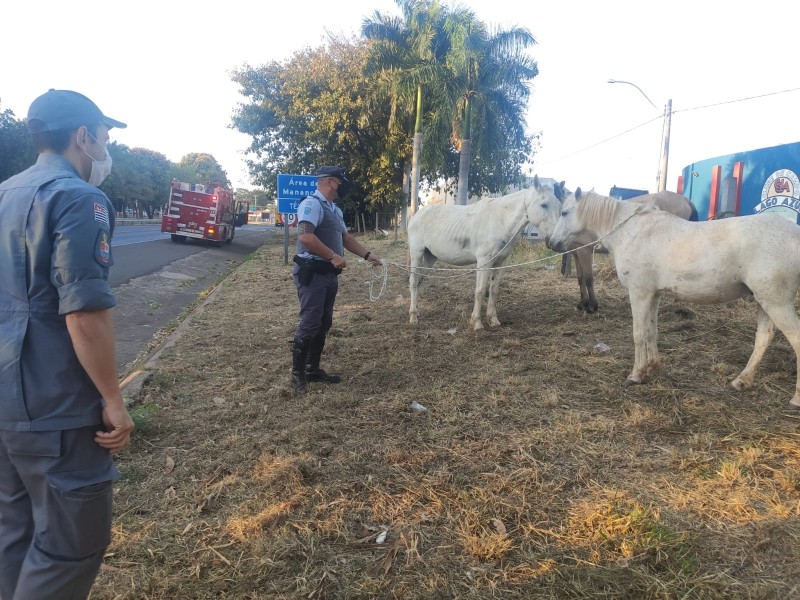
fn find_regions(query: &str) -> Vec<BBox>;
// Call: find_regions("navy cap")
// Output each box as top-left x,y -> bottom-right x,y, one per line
313,165 -> 348,181
27,89 -> 127,133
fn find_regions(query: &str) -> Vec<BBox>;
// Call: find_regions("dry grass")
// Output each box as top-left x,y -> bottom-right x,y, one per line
94,233 -> 800,599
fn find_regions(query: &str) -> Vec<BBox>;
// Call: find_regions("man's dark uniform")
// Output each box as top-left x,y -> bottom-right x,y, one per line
291,176 -> 348,391
0,153 -> 119,598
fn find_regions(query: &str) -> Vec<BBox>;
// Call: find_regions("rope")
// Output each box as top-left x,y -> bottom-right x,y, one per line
365,259 -> 389,301
363,205 -> 645,301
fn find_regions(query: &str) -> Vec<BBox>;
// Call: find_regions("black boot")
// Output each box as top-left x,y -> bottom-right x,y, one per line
306,334 -> 342,383
292,337 -> 311,395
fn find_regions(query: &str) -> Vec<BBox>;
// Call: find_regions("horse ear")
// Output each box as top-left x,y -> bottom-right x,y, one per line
575,187 -> 582,200
555,180 -> 567,201
533,174 -> 540,189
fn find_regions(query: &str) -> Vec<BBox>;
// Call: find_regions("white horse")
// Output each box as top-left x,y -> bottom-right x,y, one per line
550,189 -> 800,409
408,176 -> 563,330
566,190 -> 699,314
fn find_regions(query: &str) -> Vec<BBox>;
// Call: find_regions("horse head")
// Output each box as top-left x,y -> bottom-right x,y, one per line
526,176 -> 564,244
549,187 -> 586,252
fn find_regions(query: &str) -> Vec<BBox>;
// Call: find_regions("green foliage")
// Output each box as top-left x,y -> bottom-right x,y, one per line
130,401 -> 160,433
231,36 -> 405,220
0,105 -> 36,182
178,153 -> 229,188
102,144 -> 174,218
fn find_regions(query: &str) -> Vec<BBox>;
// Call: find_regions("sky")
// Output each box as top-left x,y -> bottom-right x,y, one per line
4,0 -> 800,197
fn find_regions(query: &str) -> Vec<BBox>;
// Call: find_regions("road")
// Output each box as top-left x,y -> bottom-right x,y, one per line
111,224 -> 274,374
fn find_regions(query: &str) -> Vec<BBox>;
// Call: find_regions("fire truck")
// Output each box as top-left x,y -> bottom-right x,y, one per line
161,180 -> 248,245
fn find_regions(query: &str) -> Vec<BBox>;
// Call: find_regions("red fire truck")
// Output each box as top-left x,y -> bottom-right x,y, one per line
161,180 -> 247,245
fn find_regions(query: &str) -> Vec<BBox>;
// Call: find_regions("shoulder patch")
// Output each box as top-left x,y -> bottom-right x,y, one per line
93,202 -> 110,228
94,229 -> 113,267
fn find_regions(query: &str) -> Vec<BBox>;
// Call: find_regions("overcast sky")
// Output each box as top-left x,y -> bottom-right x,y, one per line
4,0 -> 799,197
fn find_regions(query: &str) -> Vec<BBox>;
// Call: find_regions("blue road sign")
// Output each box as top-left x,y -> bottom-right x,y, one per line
277,174 -> 318,214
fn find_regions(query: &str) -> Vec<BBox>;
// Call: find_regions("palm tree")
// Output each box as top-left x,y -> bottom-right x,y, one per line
362,0 -> 456,217
446,20 -> 538,204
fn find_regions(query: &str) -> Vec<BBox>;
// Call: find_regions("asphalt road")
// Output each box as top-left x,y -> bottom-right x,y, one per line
111,225 -> 274,374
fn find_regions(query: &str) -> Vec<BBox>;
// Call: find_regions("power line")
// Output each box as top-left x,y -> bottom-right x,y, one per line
535,115 -> 661,166
673,85 -> 800,115
535,85 -> 800,168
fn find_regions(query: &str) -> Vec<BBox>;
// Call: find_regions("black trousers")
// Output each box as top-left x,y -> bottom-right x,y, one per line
292,267 -> 339,340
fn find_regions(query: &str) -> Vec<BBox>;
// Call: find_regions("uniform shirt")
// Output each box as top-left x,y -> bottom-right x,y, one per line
295,191 -> 346,259
0,153 -> 116,432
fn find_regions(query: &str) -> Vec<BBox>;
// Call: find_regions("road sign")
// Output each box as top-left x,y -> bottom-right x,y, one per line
277,174 -> 318,214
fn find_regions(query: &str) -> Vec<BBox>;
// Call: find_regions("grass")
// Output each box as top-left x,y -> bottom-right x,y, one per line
94,233 -> 800,599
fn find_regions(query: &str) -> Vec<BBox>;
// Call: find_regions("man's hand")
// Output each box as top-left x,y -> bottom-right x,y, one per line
331,254 -> 347,270
367,253 -> 383,267
96,403 -> 135,453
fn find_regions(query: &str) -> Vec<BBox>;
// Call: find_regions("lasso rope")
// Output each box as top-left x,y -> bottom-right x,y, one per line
363,207 -> 645,301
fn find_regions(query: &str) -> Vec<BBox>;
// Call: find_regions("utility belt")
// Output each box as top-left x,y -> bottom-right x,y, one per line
293,255 -> 342,285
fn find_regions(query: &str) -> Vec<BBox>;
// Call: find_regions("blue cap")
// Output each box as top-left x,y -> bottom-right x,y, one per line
27,89 -> 127,133
313,165 -> 348,181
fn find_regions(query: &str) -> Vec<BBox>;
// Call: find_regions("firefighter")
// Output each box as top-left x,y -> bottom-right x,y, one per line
0,89 -> 134,599
291,166 -> 383,394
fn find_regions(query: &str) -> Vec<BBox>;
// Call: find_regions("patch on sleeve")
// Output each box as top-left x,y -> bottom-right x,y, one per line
93,202 -> 110,228
94,229 -> 113,267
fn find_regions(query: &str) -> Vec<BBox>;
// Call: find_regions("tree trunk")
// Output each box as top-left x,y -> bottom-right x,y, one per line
401,162 -> 411,229
456,95 -> 472,206
409,85 -> 423,216
456,138 -> 471,205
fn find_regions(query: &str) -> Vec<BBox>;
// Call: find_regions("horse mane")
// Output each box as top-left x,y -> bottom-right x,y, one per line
577,190 -> 621,233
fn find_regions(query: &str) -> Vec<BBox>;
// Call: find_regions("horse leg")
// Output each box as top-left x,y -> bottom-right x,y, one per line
408,248 -> 434,325
485,267 -> 504,327
625,289 -> 661,385
574,247 -> 598,314
741,298 -> 800,408
471,265 -> 491,330
731,304 -> 775,392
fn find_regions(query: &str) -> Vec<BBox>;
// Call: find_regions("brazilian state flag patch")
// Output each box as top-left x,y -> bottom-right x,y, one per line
95,229 -> 113,266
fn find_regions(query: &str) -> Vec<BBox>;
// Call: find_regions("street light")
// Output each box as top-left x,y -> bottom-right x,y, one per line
608,79 -> 672,192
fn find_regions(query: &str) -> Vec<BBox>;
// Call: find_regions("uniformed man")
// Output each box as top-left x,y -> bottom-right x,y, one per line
291,166 -> 383,394
0,90 -> 135,599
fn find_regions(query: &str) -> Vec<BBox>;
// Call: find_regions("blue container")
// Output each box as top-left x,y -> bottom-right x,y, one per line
680,141 -> 800,224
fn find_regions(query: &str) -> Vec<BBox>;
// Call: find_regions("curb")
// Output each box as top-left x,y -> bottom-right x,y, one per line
119,283 -> 226,406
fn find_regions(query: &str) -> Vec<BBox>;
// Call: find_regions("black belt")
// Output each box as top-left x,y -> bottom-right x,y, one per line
293,255 -> 342,276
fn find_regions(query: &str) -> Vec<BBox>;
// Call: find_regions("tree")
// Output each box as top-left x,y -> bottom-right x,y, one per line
234,187 -> 269,209
0,105 -> 36,181
102,145 -> 173,218
362,0 -> 457,217
447,19 -> 539,204
231,36 -> 404,226
176,153 -> 229,188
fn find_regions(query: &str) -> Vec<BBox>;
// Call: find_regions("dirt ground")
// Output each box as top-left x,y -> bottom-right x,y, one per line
93,232 -> 800,599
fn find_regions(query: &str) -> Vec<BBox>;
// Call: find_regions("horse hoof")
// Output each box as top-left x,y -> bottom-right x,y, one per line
787,399 -> 800,411
624,378 -> 640,388
730,378 -> 750,391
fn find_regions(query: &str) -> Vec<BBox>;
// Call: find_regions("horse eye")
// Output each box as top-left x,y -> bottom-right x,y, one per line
561,210 -> 568,217
540,202 -> 548,209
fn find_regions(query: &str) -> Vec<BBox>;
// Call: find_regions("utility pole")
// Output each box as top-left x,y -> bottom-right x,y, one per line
608,79 -> 672,191
658,99 -> 672,192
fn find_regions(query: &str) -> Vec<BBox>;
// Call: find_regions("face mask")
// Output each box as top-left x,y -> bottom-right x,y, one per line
82,132 -> 113,186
